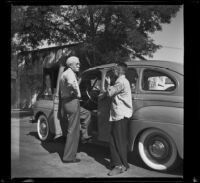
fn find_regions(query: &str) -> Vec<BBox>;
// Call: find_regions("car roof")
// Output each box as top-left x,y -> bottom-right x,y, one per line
85,60 -> 183,75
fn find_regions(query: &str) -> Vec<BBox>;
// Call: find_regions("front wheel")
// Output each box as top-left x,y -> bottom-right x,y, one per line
138,129 -> 178,171
37,114 -> 54,142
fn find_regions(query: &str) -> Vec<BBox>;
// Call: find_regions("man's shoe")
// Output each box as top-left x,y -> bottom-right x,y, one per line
62,159 -> 81,163
107,166 -> 124,176
110,164 -> 129,171
121,165 -> 129,172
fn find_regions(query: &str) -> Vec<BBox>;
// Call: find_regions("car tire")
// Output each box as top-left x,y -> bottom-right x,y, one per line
37,114 -> 54,142
138,128 -> 178,171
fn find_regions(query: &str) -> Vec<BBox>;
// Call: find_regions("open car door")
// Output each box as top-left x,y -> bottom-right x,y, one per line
97,70 -> 111,142
53,65 -> 65,137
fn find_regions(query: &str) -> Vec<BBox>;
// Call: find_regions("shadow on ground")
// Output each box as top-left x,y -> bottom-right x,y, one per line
128,149 -> 183,176
27,132 -> 39,140
27,132 -> 65,160
77,143 -> 111,170
27,131 -> 183,176
27,132 -> 110,169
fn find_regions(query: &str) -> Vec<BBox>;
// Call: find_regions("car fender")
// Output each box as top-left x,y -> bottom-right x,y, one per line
129,106 -> 183,159
34,108 -> 56,135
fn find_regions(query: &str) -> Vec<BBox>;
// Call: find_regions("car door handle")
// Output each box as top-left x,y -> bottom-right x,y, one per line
133,97 -> 143,100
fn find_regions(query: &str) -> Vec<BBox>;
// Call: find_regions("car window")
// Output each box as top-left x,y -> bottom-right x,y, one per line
126,68 -> 138,93
91,79 -> 101,91
79,69 -> 101,110
105,69 -> 116,87
80,70 -> 101,91
142,69 -> 176,91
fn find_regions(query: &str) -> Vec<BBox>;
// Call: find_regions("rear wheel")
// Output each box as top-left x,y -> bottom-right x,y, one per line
37,114 -> 54,142
138,129 -> 178,171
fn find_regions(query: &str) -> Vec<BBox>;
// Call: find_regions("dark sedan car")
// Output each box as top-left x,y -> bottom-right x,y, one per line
33,60 -> 183,171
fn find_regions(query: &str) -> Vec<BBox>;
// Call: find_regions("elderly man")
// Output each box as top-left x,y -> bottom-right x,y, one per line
101,62 -> 133,175
59,56 -> 91,163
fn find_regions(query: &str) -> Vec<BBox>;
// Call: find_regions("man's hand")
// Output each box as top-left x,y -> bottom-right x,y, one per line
98,91 -> 107,100
78,77 -> 82,85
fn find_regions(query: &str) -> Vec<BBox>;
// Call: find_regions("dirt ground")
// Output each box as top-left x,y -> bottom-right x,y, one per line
11,116 -> 183,179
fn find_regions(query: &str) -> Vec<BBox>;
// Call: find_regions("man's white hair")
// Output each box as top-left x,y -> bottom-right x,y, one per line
66,56 -> 79,67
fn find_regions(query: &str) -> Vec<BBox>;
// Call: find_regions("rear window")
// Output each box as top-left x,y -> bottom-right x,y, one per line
142,69 -> 176,91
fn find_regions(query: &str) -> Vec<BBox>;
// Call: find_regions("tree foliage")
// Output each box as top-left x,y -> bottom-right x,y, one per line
11,5 -> 181,66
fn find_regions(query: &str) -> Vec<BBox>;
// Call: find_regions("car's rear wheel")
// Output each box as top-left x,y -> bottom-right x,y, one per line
37,114 -> 54,142
138,129 -> 178,171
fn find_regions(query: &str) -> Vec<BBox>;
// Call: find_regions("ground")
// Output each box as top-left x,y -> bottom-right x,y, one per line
11,116 -> 183,179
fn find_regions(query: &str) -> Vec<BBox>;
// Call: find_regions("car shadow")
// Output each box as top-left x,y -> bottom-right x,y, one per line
27,131 -> 40,140
27,132 -> 111,169
128,150 -> 144,168
27,131 -> 183,176
40,136 -> 66,160
128,149 -> 183,176
77,142 -> 111,170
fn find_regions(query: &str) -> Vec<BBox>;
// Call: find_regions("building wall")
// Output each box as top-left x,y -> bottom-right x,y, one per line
15,44 -> 80,109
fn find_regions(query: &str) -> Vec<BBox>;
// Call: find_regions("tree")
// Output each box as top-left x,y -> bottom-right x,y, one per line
12,5 -> 181,66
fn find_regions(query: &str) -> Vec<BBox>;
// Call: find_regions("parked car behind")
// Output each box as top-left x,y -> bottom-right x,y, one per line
33,60 -> 183,171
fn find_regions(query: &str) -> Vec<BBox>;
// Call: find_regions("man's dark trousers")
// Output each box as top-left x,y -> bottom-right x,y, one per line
80,107 -> 91,138
109,118 -> 129,169
62,98 -> 80,161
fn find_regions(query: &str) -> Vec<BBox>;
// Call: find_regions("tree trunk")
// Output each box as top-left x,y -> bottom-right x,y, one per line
85,55 -> 92,67
89,6 -> 96,66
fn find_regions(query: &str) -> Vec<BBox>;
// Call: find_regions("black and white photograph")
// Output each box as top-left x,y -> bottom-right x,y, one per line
10,4 -> 185,180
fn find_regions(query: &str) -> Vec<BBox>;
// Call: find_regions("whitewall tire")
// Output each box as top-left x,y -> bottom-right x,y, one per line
37,114 -> 54,142
138,128 -> 178,171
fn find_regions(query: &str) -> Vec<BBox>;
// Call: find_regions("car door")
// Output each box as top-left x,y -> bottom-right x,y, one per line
79,69 -> 102,110
135,67 -> 183,109
97,69 -> 111,142
53,65 -> 65,137
97,67 -> 140,142
78,69 -> 102,138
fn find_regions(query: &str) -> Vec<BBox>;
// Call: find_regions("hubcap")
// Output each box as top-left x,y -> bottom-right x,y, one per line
40,119 -> 47,137
149,140 -> 166,158
146,135 -> 171,162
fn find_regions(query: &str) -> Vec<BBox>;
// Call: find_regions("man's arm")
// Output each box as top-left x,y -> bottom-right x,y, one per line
107,81 -> 123,97
65,72 -> 80,97
99,77 -> 123,100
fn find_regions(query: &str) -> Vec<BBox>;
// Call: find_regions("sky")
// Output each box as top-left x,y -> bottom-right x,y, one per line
147,6 -> 183,64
